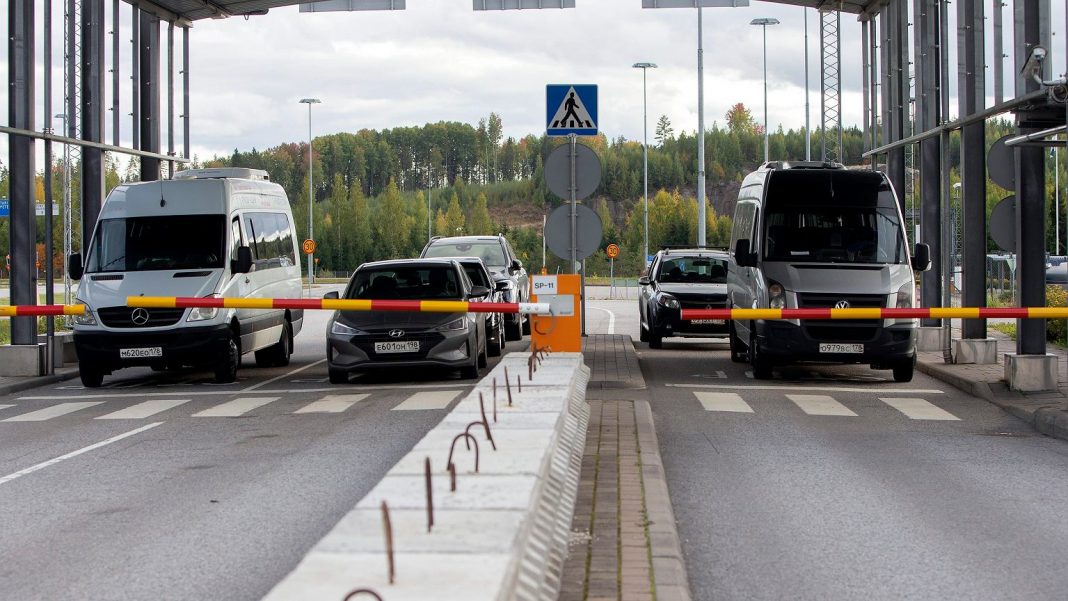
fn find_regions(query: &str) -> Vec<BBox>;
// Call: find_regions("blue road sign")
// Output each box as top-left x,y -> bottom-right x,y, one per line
0,199 -> 8,218
546,85 -> 597,136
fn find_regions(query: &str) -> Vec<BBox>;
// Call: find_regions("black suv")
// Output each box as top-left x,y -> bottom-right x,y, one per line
420,235 -> 529,341
638,247 -> 730,348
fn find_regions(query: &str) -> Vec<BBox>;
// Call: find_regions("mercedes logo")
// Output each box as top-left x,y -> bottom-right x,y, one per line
388,329 -> 405,338
834,300 -> 851,309
705,304 -> 713,310
131,308 -> 150,326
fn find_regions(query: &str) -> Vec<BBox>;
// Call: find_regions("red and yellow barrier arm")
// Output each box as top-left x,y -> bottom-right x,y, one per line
681,307 -> 1068,321
126,296 -> 553,315
0,304 -> 85,317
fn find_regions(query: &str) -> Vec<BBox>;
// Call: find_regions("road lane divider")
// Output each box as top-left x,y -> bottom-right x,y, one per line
263,352 -> 591,601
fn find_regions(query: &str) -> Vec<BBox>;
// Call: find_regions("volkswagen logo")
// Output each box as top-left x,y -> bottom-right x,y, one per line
131,308 -> 150,326
388,329 -> 405,338
834,300 -> 851,309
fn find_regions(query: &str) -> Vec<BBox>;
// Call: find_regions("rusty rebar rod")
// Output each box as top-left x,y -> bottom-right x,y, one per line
380,501 -> 395,585
425,457 -> 434,533
492,379 -> 498,423
505,367 -> 513,406
476,393 -> 497,450
342,588 -> 384,601
446,431 -> 480,487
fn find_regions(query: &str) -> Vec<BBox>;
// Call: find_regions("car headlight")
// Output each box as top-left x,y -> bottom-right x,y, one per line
186,294 -> 221,322
435,316 -> 468,332
657,294 -> 680,310
73,302 -> 96,326
897,281 -> 915,308
330,320 -> 362,336
768,280 -> 786,309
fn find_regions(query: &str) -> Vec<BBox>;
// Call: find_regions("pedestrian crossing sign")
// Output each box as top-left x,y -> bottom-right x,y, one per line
546,84 -> 598,136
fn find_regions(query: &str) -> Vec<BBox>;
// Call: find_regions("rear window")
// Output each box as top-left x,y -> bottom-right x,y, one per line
423,241 -> 506,267
346,266 -> 462,300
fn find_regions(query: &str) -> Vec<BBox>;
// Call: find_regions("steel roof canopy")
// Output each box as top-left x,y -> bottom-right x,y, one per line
135,0 -> 876,25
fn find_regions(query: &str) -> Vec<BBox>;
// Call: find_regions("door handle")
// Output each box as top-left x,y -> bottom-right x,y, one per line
244,277 -> 250,284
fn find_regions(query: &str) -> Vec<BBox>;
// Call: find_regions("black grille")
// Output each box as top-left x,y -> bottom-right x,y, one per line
804,325 -> 878,342
798,293 -> 885,339
797,293 -> 886,309
351,332 -> 446,361
679,298 -> 727,310
98,307 -> 185,328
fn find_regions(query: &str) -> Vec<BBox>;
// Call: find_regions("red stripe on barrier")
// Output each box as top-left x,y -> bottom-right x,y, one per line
174,297 -> 226,308
13,306 -> 71,316
680,310 -> 732,319
787,308 -> 833,319
370,300 -> 425,312
468,303 -> 521,313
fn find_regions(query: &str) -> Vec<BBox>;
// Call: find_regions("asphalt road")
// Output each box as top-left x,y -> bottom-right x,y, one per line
620,301 -> 1068,600
0,298 -> 518,601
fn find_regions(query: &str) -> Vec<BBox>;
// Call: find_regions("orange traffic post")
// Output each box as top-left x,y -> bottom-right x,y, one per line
529,274 -> 582,352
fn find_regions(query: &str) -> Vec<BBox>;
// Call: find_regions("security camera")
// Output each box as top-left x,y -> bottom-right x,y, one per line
1020,45 -> 1047,84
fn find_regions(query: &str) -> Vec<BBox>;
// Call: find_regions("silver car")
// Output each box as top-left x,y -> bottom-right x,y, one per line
326,259 -> 489,383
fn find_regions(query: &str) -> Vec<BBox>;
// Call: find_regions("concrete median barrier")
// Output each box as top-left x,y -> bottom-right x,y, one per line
263,352 -> 590,601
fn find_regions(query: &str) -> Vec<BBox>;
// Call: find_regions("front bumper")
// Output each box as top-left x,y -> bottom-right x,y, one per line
327,328 -> 474,372
651,306 -> 729,338
753,320 -> 916,365
74,324 -> 232,371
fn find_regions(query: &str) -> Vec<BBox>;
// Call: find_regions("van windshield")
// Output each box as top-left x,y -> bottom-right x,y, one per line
763,206 -> 907,264
86,215 -> 226,272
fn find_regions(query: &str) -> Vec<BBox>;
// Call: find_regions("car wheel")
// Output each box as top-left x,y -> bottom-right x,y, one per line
255,319 -> 292,368
214,333 -> 240,384
505,316 -> 522,341
79,363 -> 105,388
477,337 -> 488,369
649,331 -> 663,349
729,320 -> 747,363
328,367 -> 349,384
892,358 -> 915,383
461,352 -> 481,380
749,333 -> 773,380
522,313 -> 531,336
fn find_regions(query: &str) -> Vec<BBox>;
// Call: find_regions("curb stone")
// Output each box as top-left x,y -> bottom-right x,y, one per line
0,368 -> 80,397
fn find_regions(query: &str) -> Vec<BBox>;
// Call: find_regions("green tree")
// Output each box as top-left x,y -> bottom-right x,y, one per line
467,192 -> 493,235
655,115 -> 674,147
372,178 -> 410,258
444,192 -> 466,236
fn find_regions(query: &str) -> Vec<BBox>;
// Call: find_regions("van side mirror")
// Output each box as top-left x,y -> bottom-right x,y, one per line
912,243 -> 931,271
734,240 -> 757,268
638,275 -> 651,286
68,253 -> 83,280
323,291 -> 339,300
232,246 -> 253,274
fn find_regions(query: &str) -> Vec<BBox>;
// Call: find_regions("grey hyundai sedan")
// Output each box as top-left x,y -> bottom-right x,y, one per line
326,258 -> 490,384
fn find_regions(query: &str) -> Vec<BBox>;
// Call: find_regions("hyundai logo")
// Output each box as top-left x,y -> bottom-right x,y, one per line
834,300 -> 851,309
388,329 -> 405,338
131,308 -> 150,326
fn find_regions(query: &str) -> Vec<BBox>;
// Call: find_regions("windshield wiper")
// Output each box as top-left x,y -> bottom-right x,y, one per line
98,255 -> 126,271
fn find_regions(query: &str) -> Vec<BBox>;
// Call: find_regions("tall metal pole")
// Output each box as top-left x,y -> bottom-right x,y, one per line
643,67 -> 649,264
762,23 -> 769,163
427,151 -> 432,242
569,133 -> 577,274
697,6 -> 706,247
308,103 -> 314,285
1056,147 -> 1060,255
804,8 -> 811,161
45,0 -> 56,373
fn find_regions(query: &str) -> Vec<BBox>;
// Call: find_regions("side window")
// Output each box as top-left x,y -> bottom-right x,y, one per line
230,218 -> 242,261
245,215 -> 261,261
731,203 -> 757,253
276,213 -> 296,266
244,212 -> 295,270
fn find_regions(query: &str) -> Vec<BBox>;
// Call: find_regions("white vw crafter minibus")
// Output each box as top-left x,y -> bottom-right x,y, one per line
69,168 -> 303,387
728,162 -> 931,382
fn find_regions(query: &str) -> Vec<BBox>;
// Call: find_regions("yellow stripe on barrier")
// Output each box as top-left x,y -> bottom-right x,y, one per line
322,299 -> 371,311
420,300 -> 470,313
129,296 -> 178,308
830,308 -> 883,319
1027,307 -> 1068,318
0,307 -> 16,317
226,298 -> 273,309
731,309 -> 784,320
930,307 -> 980,319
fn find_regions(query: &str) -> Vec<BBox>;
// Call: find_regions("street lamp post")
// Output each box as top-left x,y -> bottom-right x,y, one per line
299,98 -> 321,288
750,17 -> 780,163
54,113 -> 72,307
632,62 -> 657,268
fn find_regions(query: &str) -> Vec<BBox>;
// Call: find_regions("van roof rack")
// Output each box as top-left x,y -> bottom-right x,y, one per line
761,161 -> 844,170
659,245 -> 728,253
173,167 -> 270,181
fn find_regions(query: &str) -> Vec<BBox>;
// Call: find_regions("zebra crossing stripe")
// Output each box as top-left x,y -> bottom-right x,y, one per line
2,402 -> 105,422
786,394 -> 857,417
694,391 -> 753,413
879,397 -> 960,421
192,397 -> 280,418
0,404 -> 13,411
294,394 -> 369,414
96,399 -> 192,420
392,390 -> 463,411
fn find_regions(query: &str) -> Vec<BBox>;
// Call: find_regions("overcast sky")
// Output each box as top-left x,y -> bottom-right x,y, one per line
2,0 -> 1066,168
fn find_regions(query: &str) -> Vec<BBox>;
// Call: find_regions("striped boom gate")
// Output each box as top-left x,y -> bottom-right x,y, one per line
680,307 -> 1068,320
125,296 -> 554,315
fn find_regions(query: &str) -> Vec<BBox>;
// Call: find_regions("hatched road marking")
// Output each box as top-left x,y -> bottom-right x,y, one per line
295,394 -> 369,414
193,397 -> 280,418
694,391 -> 754,413
393,390 -> 463,411
880,397 -> 960,421
3,402 -> 104,422
96,399 -> 192,420
786,394 -> 858,417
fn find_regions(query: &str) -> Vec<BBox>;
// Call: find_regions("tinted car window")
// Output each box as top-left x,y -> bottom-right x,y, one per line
424,241 -> 507,267
461,264 -> 490,287
347,267 -> 463,300
656,256 -> 728,283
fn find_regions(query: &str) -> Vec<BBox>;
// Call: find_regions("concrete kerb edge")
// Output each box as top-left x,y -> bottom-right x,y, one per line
634,399 -> 693,601
0,368 -> 80,396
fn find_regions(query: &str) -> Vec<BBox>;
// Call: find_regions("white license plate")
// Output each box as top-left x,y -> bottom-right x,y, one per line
374,340 -> 420,354
119,347 -> 162,358
691,319 -> 725,325
819,343 -> 864,354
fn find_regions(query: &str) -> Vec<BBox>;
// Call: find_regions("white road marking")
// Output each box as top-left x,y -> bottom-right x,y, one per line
2,402 -> 104,422
786,394 -> 858,417
694,391 -> 753,413
392,390 -> 463,411
241,360 -> 327,392
0,423 -> 163,487
880,397 -> 960,421
0,404 -> 14,411
666,383 -> 944,394
19,380 -> 470,401
96,399 -> 192,420
294,394 -> 369,414
587,306 -> 616,334
193,397 -> 280,418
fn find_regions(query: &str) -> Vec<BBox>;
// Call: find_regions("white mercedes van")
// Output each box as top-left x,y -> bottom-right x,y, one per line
728,162 -> 930,382
69,168 -> 303,387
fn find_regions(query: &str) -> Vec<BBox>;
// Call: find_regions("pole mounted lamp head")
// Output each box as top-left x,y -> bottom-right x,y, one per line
632,62 -> 658,69
299,98 -> 322,105
749,17 -> 780,26
1020,45 -> 1047,85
